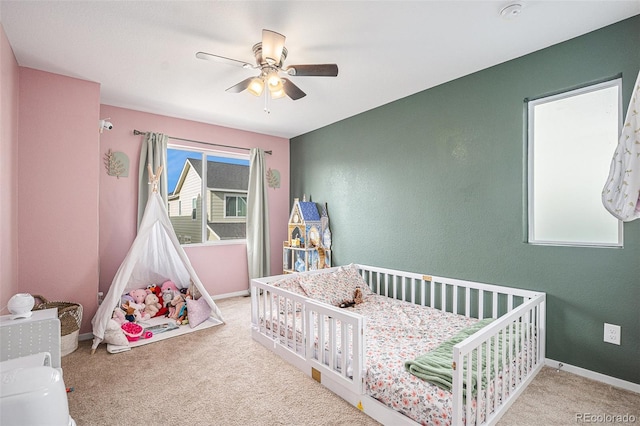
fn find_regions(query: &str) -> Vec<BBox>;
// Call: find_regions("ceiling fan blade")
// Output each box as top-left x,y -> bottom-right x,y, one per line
281,78 -> 306,100
285,64 -> 339,77
226,77 -> 255,93
261,29 -> 286,65
196,51 -> 254,69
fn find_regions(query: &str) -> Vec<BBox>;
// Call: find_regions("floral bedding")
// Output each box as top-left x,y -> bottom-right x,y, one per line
264,266 -> 525,426
353,295 -> 480,425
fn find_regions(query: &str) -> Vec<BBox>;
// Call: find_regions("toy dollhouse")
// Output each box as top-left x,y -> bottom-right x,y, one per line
283,197 -> 331,273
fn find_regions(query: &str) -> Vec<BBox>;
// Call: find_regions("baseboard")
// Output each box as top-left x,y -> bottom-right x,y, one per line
212,290 -> 250,300
78,290 -> 250,342
545,358 -> 640,394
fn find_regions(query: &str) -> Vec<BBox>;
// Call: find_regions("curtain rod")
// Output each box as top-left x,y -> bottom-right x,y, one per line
132,129 -> 272,155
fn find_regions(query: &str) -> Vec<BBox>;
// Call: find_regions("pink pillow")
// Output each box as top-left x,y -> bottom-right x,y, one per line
186,297 -> 211,328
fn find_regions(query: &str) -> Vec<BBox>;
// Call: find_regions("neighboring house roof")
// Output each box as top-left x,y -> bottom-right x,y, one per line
188,159 -> 249,191
171,158 -> 249,196
208,222 -> 246,240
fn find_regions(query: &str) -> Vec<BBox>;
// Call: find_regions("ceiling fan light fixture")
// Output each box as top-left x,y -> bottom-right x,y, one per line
268,75 -> 285,99
270,87 -> 286,100
261,29 -> 286,65
266,70 -> 281,88
198,28 -> 337,104
247,77 -> 264,96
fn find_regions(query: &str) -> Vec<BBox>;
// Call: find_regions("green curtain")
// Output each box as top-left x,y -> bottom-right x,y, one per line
246,148 -> 270,281
137,132 -> 168,230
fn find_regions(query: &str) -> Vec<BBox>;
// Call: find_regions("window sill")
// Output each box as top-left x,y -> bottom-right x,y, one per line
181,239 -> 247,248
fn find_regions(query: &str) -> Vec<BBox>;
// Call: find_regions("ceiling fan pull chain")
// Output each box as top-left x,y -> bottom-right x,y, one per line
264,88 -> 271,114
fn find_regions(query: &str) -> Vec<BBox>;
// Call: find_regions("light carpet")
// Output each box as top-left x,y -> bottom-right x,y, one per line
62,296 -> 639,425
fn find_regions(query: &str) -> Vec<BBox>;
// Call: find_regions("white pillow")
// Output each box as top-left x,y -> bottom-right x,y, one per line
103,319 -> 130,347
299,264 -> 372,306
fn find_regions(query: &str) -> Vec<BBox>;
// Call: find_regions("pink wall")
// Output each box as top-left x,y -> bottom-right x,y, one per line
98,105 -> 290,298
1,21 -> 288,333
0,25 -> 20,311
18,68 -> 100,333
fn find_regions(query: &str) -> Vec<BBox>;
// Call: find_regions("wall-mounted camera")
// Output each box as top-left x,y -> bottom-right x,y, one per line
99,118 -> 113,133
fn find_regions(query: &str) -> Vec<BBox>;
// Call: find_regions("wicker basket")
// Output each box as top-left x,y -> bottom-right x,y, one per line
33,295 -> 83,356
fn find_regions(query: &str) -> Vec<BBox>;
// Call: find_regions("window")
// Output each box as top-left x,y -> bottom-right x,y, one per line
167,146 -> 250,245
225,195 -> 247,218
527,78 -> 622,247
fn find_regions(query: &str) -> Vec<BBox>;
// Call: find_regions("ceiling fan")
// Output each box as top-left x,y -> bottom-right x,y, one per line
196,29 -> 338,103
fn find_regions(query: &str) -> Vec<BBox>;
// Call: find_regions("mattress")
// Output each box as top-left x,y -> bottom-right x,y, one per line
262,282 -> 535,425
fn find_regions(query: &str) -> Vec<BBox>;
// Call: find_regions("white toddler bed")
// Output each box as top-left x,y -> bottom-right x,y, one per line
250,264 -> 546,426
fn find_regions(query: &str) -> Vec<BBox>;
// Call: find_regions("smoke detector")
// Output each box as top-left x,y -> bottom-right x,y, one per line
500,3 -> 523,20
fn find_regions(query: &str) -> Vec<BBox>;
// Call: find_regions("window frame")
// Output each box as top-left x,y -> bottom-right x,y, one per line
526,78 -> 623,248
224,194 -> 248,218
167,144 -> 250,246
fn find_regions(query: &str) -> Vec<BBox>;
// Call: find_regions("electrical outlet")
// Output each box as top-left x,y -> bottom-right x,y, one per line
97,291 -> 104,305
603,323 -> 621,345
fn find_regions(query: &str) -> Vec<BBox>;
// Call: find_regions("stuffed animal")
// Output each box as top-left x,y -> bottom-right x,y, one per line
339,288 -> 364,309
144,293 -> 162,317
161,288 -> 173,303
174,288 -> 191,325
121,301 -> 137,322
160,281 -> 180,312
129,289 -> 148,305
126,289 -> 150,320
148,284 -> 168,316
121,300 -> 148,322
354,288 -> 364,304
112,307 -> 126,325
147,284 -> 161,299
168,293 -> 185,320
120,294 -> 134,306
175,302 -> 188,325
160,280 -> 180,295
161,291 -> 173,317
130,301 -> 150,321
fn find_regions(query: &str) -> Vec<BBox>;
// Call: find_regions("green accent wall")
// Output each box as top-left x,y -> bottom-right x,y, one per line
291,16 -> 640,384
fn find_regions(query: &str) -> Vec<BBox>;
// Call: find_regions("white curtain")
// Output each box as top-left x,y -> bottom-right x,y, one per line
138,132 -> 168,229
602,70 -> 640,222
246,148 -> 270,281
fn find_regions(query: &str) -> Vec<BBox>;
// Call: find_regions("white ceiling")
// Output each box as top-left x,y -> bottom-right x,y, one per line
1,1 -> 638,139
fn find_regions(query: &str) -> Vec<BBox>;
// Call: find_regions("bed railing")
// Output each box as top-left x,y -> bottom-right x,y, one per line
251,275 -> 309,357
251,271 -> 365,395
357,265 -> 546,425
251,265 -> 546,426
358,265 -> 541,318
452,292 -> 546,425
305,299 -> 365,395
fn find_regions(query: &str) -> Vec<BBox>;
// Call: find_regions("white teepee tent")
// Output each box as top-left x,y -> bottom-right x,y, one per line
91,186 -> 224,352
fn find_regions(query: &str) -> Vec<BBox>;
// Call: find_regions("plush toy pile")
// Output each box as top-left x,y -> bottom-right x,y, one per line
112,280 -> 194,325
102,279 -> 213,349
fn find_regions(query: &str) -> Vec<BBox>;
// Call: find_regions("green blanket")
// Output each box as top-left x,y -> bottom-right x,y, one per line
405,318 -> 500,394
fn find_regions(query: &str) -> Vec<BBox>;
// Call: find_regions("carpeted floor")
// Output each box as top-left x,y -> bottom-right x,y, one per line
62,296 -> 639,425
